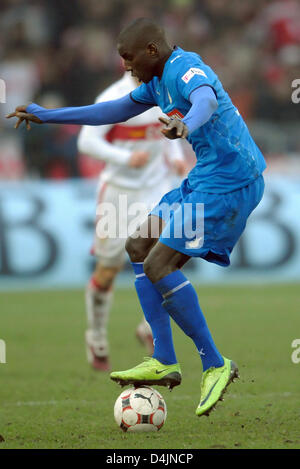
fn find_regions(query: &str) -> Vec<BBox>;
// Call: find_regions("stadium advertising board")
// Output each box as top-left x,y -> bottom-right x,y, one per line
0,175 -> 299,289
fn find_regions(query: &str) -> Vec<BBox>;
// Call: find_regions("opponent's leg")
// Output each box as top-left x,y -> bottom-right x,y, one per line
136,318 -> 154,356
85,262 -> 119,371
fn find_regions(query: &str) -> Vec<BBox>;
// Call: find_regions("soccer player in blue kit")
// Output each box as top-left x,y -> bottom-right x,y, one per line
7,18 -> 266,417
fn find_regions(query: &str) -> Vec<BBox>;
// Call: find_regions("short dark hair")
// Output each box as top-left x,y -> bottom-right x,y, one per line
118,18 -> 167,49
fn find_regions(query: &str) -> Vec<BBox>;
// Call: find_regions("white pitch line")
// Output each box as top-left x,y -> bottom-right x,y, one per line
171,391 -> 298,400
225,392 -> 298,399
3,399 -> 98,407
3,392 -> 299,407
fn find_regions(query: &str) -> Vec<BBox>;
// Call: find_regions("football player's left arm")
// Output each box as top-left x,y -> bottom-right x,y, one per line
159,86 -> 218,139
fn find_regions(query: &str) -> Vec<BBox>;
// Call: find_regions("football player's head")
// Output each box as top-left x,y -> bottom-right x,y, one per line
117,18 -> 171,84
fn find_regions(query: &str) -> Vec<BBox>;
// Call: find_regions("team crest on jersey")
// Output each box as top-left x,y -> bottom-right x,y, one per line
167,109 -> 184,120
181,68 -> 207,84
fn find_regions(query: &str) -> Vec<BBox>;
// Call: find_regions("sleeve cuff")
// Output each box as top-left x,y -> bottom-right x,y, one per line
26,103 -> 45,121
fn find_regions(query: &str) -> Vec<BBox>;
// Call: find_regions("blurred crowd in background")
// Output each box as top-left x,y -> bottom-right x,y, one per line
0,0 -> 299,180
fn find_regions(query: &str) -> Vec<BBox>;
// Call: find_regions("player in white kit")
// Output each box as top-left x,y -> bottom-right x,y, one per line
77,71 -> 186,371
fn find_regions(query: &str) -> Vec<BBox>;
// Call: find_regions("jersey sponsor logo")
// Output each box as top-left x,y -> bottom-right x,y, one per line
181,67 -> 207,84
167,109 -> 184,120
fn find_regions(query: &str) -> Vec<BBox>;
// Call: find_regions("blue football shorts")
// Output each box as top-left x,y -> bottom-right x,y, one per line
150,175 -> 265,267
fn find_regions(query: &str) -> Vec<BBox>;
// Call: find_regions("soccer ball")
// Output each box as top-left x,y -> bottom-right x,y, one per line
114,386 -> 167,432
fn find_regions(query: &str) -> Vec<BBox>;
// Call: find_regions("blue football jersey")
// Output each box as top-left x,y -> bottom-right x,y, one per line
131,46 -> 266,194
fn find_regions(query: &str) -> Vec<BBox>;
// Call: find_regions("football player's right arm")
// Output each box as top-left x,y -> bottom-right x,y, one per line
77,124 -> 149,168
6,94 -> 154,128
159,86 -> 218,139
77,123 -> 131,166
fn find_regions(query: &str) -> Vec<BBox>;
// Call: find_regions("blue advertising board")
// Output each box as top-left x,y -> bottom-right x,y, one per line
0,175 -> 299,290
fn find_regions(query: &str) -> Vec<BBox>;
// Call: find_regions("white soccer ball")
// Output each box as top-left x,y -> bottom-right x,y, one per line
114,386 -> 167,432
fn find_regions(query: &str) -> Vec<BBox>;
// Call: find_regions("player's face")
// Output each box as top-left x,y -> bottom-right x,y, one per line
117,43 -> 155,84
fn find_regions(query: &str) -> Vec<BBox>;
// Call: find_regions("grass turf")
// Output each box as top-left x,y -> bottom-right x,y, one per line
0,284 -> 299,449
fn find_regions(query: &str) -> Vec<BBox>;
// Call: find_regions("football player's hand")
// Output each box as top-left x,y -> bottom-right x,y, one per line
128,151 -> 150,168
159,117 -> 188,139
6,105 -> 43,130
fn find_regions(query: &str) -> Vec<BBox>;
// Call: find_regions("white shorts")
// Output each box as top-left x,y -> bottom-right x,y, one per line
92,180 -> 173,267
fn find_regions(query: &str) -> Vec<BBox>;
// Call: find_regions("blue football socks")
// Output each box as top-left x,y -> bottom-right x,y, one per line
132,263 -> 177,365
155,270 -> 224,371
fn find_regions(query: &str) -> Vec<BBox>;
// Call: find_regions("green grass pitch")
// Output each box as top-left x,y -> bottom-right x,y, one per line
0,284 -> 299,449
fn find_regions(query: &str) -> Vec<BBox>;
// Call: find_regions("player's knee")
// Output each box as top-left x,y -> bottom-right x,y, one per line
125,236 -> 146,262
143,258 -> 155,282
94,264 -> 119,288
143,256 -> 171,283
